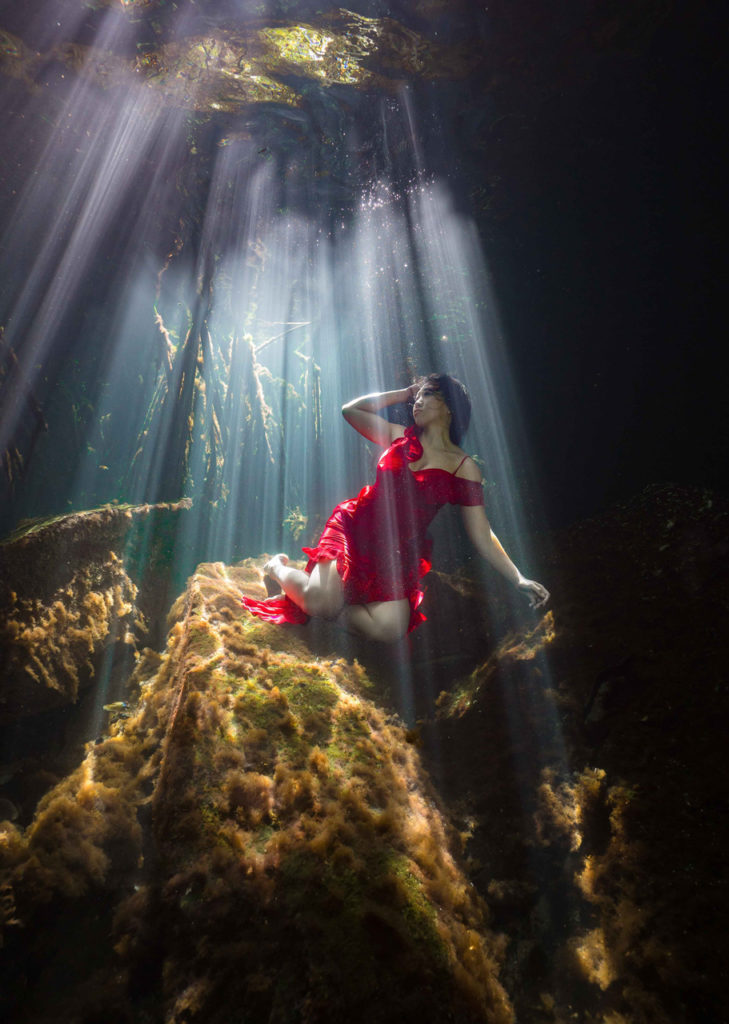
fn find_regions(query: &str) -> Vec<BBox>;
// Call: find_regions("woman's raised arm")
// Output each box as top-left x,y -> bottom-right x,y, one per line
342,387 -> 414,447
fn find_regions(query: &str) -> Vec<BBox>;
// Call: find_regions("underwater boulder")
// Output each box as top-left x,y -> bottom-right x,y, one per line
0,500 -> 190,722
0,558 -> 514,1024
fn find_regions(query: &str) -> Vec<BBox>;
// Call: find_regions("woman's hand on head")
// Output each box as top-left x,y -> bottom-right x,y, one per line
517,578 -> 550,609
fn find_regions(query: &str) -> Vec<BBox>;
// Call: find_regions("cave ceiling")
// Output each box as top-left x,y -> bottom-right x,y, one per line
0,2 -> 480,113
0,0 -> 678,225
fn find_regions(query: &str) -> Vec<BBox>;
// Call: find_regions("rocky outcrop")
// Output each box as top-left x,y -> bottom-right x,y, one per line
0,559 -> 513,1024
0,501 -> 191,721
1,485 -> 726,1023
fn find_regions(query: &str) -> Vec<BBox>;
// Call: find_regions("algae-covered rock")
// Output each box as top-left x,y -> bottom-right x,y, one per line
0,11 -> 480,117
0,558 -> 513,1024
4,486 -> 724,1022
0,500 -> 190,721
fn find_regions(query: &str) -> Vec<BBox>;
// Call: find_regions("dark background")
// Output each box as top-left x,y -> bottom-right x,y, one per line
449,1 -> 725,524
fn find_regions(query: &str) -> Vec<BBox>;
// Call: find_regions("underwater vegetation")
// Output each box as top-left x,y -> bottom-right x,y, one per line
0,558 -> 513,1023
0,501 -> 191,722
130,305 -> 323,512
0,327 -> 48,499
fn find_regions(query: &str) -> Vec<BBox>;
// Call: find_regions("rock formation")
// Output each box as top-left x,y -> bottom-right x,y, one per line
0,558 -> 513,1024
0,501 -> 191,722
1,485 -> 727,1023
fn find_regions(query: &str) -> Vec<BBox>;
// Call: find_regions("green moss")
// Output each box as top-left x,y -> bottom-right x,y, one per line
186,622 -> 219,657
335,706 -> 369,739
230,677 -> 311,767
273,842 -> 451,1010
240,617 -> 280,647
387,853 -> 449,966
266,665 -> 339,748
325,706 -> 379,776
268,664 -> 339,714
252,824 -> 276,853
236,684 -> 283,728
199,801 -> 224,836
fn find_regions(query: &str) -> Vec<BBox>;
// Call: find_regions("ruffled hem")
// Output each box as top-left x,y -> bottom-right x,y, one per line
241,588 -> 425,634
240,594 -> 309,626
407,587 -> 426,633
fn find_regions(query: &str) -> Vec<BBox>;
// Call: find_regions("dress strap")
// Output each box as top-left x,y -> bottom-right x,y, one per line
452,454 -> 469,477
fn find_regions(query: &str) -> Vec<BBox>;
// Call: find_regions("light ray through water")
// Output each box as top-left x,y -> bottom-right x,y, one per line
0,0 -> 566,850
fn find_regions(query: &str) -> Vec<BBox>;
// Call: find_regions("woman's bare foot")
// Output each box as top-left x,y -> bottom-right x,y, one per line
263,553 -> 289,596
264,553 -> 289,575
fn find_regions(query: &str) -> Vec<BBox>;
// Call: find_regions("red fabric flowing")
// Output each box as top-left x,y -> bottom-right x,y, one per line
241,428 -> 484,633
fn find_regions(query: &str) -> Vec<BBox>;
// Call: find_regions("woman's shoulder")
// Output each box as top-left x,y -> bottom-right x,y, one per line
452,452 -> 482,482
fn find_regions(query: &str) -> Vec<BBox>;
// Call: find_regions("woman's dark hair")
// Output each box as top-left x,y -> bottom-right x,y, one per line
414,373 -> 472,445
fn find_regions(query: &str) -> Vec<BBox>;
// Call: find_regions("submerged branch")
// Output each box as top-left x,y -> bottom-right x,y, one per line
255,320 -> 312,354
249,337 -> 276,465
0,332 -> 48,436
0,326 -> 49,495
153,309 -> 175,373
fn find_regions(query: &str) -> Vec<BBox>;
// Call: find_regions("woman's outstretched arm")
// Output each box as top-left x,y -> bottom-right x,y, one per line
457,460 -> 549,608
342,386 -> 414,446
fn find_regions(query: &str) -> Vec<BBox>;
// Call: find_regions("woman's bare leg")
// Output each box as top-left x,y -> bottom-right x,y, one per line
264,556 -> 409,641
338,599 -> 410,643
264,555 -> 345,620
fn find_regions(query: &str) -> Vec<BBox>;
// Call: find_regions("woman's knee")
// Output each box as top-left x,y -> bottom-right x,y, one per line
373,621 -> 407,643
304,585 -> 344,620
305,561 -> 344,620
369,602 -> 410,643
377,619 -> 409,643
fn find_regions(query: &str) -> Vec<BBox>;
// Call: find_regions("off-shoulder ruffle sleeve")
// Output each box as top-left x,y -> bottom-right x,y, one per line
448,475 -> 485,506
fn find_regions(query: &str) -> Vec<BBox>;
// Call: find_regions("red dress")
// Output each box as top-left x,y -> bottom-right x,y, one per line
241,427 -> 484,633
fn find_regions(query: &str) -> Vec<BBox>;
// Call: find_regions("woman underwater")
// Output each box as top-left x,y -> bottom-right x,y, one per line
242,374 -> 549,643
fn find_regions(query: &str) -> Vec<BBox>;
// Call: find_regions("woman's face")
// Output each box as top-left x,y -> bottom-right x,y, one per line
413,383 -> 450,428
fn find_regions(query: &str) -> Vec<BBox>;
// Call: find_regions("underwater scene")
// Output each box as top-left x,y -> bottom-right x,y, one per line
0,2 -> 726,1022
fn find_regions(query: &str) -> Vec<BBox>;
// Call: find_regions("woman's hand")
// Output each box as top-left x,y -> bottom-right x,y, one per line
461,506 -> 550,610
517,577 -> 550,609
